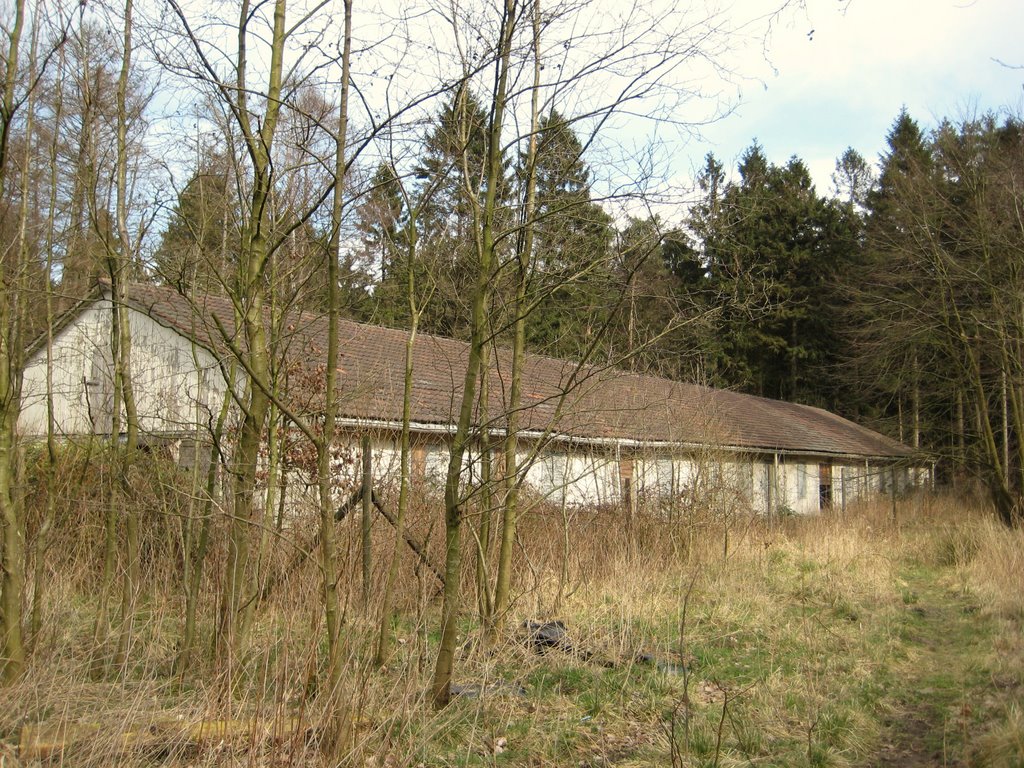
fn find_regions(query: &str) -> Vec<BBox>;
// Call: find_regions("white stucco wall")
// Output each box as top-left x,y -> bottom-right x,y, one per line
522,446 -> 618,507
19,299 -> 229,439
792,461 -> 820,515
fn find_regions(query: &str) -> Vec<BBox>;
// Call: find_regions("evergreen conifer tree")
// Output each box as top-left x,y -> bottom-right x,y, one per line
525,111 -> 613,358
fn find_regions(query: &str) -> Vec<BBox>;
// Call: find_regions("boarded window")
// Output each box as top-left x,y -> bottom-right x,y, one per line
411,444 -> 426,479
819,464 -> 833,509
619,456 -> 635,515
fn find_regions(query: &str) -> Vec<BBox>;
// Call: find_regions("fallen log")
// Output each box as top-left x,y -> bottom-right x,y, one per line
19,716 -> 313,761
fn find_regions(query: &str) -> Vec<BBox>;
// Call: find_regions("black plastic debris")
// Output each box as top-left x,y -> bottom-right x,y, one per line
522,620 -> 597,663
522,620 -> 687,674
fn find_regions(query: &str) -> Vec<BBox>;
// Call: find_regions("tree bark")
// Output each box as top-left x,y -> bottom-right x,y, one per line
361,435 -> 372,607
432,3 -> 517,704
113,0 -> 141,670
490,0 -> 541,639
1,0 -> 29,682
376,216 -> 419,667
315,0 -> 353,749
216,0 -> 288,660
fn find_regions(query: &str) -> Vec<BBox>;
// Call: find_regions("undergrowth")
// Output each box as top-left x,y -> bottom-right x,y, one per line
2,452 -> 1022,767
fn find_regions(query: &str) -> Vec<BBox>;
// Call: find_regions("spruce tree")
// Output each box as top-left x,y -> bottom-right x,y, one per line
690,143 -> 857,404
410,92 -> 503,338
525,111 -> 613,358
153,152 -> 238,294
858,109 -> 935,446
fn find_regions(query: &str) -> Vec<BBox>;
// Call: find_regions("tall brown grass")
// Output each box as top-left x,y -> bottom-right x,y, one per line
4,448 -> 1023,765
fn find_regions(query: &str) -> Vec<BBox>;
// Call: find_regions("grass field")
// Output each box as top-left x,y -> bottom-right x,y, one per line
2,491 -> 1022,766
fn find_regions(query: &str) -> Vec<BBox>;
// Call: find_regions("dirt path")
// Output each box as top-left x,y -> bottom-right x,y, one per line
873,567 -> 990,767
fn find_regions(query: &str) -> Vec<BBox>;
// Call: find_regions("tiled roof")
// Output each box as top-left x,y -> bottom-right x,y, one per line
122,282 -> 912,459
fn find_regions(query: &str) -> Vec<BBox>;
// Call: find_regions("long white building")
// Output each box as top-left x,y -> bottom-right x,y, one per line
19,282 -> 925,515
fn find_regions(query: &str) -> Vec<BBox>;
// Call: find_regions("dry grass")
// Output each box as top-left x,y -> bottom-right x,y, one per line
963,517 -> 1024,618
3,453 -> 1023,766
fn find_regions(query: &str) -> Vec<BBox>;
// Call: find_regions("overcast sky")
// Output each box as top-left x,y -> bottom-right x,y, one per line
688,0 -> 1024,194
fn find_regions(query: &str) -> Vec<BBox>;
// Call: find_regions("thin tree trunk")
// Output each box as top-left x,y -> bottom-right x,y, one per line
376,219 -> 419,667
474,342 -> 494,620
14,4 -> 41,655
0,420 -> 24,682
93,458 -> 118,654
255,402 -> 281,601
216,0 -> 288,661
490,0 -> 541,639
956,388 -> 965,474
315,0 -> 353,749
32,43 -> 63,649
0,0 -> 28,684
1001,368 -> 1009,477
911,351 -> 920,450
967,341 -> 1015,524
431,0 -> 517,708
361,435 -> 372,606
175,366 -> 234,676
247,261 -> 281,626
114,0 -> 141,669
220,299 -> 272,659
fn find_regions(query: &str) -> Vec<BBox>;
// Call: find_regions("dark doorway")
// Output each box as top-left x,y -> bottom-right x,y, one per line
818,463 -> 833,510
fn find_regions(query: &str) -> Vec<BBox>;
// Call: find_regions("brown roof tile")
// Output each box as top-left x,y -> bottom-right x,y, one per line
122,282 -> 912,459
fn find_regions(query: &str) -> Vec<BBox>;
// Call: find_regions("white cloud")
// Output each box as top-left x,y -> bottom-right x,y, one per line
688,0 -> 1024,191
